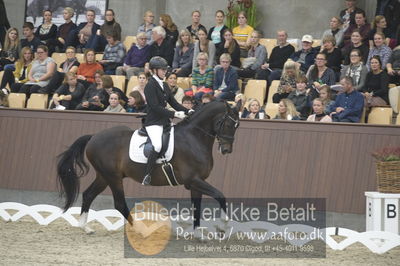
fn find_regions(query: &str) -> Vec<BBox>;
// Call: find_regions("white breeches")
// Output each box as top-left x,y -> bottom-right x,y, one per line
145,125 -> 163,153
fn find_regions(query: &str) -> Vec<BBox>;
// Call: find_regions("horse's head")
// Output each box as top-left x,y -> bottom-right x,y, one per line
214,101 -> 240,154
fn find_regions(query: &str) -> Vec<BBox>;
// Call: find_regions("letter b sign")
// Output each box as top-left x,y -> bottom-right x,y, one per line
387,204 -> 397,219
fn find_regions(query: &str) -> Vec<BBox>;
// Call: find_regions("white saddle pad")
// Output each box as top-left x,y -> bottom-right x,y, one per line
129,127 -> 174,164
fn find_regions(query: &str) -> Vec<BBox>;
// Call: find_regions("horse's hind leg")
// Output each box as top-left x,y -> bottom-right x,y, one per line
79,172 -> 108,234
108,178 -> 132,224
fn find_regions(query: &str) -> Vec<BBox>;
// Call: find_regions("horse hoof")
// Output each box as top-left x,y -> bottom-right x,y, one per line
84,226 -> 95,234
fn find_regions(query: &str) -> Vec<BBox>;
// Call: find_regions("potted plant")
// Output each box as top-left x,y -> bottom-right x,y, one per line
226,0 -> 260,29
372,146 -> 400,193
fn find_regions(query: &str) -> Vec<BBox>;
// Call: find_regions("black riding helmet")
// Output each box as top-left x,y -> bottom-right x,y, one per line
149,56 -> 168,71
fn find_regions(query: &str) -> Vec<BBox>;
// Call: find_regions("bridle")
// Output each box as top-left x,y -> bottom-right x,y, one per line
194,111 -> 239,144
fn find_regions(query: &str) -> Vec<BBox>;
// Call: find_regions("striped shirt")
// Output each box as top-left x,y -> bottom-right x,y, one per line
192,66 -> 214,89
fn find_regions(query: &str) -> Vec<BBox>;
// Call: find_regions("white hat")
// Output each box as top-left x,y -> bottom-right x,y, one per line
301,35 -> 313,43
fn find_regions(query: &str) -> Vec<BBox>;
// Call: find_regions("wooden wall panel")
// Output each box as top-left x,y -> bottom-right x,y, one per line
1,109 -> 400,214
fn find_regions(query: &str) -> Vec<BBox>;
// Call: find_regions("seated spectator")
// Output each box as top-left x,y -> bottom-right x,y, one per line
75,70 -> 106,111
290,35 -> 318,73
188,52 -> 214,100
342,9 -> 371,50
340,0 -> 364,30
2,47 -> 33,92
131,72 -> 148,103
307,98 -> 333,122
319,85 -> 336,113
192,28 -> 215,68
321,35 -> 342,79
116,33 -> 149,79
340,49 -> 368,90
51,72 -> 85,110
101,74 -> 128,107
56,7 -> 77,52
241,98 -> 267,119
274,98 -> 301,120
321,16 -> 344,47
213,53 -> 239,101
76,49 -> 103,86
166,72 -> 184,110
159,14 -> 178,47
73,10 -> 100,52
127,90 -> 147,113
100,9 -> 122,42
201,94 -> 215,104
330,76 -> 364,122
208,10 -> 229,50
147,26 -> 174,67
104,92 -> 126,113
368,15 -> 391,49
182,95 -> 194,109
366,32 -> 392,71
186,10 -> 207,39
387,45 -> 400,85
342,29 -> 369,65
232,11 -> 254,57
0,28 -> 19,71
46,46 -> 80,93
272,59 -> 302,103
138,11 -> 156,45
20,22 -> 42,53
92,9 -> 122,52
35,10 -> 58,55
288,76 -> 310,120
172,29 -> 194,77
256,30 -> 295,82
238,31 -> 267,78
99,32 -> 126,75
306,53 -> 336,91
18,45 -> 56,97
362,55 -> 389,107
215,29 -> 241,69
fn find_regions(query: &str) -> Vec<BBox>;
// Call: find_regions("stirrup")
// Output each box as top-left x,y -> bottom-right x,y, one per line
142,174 -> 151,185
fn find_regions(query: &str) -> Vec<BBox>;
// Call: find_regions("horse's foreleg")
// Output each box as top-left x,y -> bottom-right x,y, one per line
108,178 -> 131,224
188,178 -> 229,236
79,173 -> 108,234
190,189 -> 202,229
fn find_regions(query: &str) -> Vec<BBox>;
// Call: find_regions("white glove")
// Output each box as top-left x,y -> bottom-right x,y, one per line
188,109 -> 195,115
174,111 -> 186,119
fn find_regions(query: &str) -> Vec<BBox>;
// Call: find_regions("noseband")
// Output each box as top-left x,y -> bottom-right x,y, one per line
215,113 -> 239,144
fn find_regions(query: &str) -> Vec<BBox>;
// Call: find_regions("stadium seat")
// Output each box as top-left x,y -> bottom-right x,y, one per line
96,53 -> 104,61
259,38 -> 276,56
367,107 -> 393,125
8,93 -> 26,108
312,39 -> 321,48
244,79 -> 267,105
126,76 -> 139,95
389,85 -> 400,113
267,80 -> 280,103
264,103 -> 279,119
76,53 -> 84,63
26,93 -> 48,109
287,38 -> 300,51
177,77 -> 191,89
396,114 -> 400,125
110,75 -> 126,92
51,53 -> 67,66
123,36 -> 137,50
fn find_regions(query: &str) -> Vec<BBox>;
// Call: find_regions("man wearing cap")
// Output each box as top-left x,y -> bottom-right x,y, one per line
289,35 -> 318,73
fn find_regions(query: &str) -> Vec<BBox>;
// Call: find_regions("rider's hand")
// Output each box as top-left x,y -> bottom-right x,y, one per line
174,111 -> 186,119
188,109 -> 195,115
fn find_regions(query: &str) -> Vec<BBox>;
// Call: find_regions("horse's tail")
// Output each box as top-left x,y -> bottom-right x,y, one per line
57,135 -> 93,211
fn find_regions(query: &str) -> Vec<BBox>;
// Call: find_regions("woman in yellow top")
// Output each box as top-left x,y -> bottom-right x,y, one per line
1,47 -> 33,93
232,11 -> 254,56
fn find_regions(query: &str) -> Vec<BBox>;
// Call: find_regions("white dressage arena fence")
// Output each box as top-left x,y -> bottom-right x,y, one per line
1,202 -> 400,254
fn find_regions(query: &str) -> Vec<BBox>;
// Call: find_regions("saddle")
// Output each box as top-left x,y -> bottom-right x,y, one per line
138,124 -> 172,159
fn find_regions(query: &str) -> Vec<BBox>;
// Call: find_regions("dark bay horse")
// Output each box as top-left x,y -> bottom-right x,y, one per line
57,100 -> 240,232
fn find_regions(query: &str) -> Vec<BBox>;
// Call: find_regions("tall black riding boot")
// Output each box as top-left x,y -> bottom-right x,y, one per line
142,150 -> 159,185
